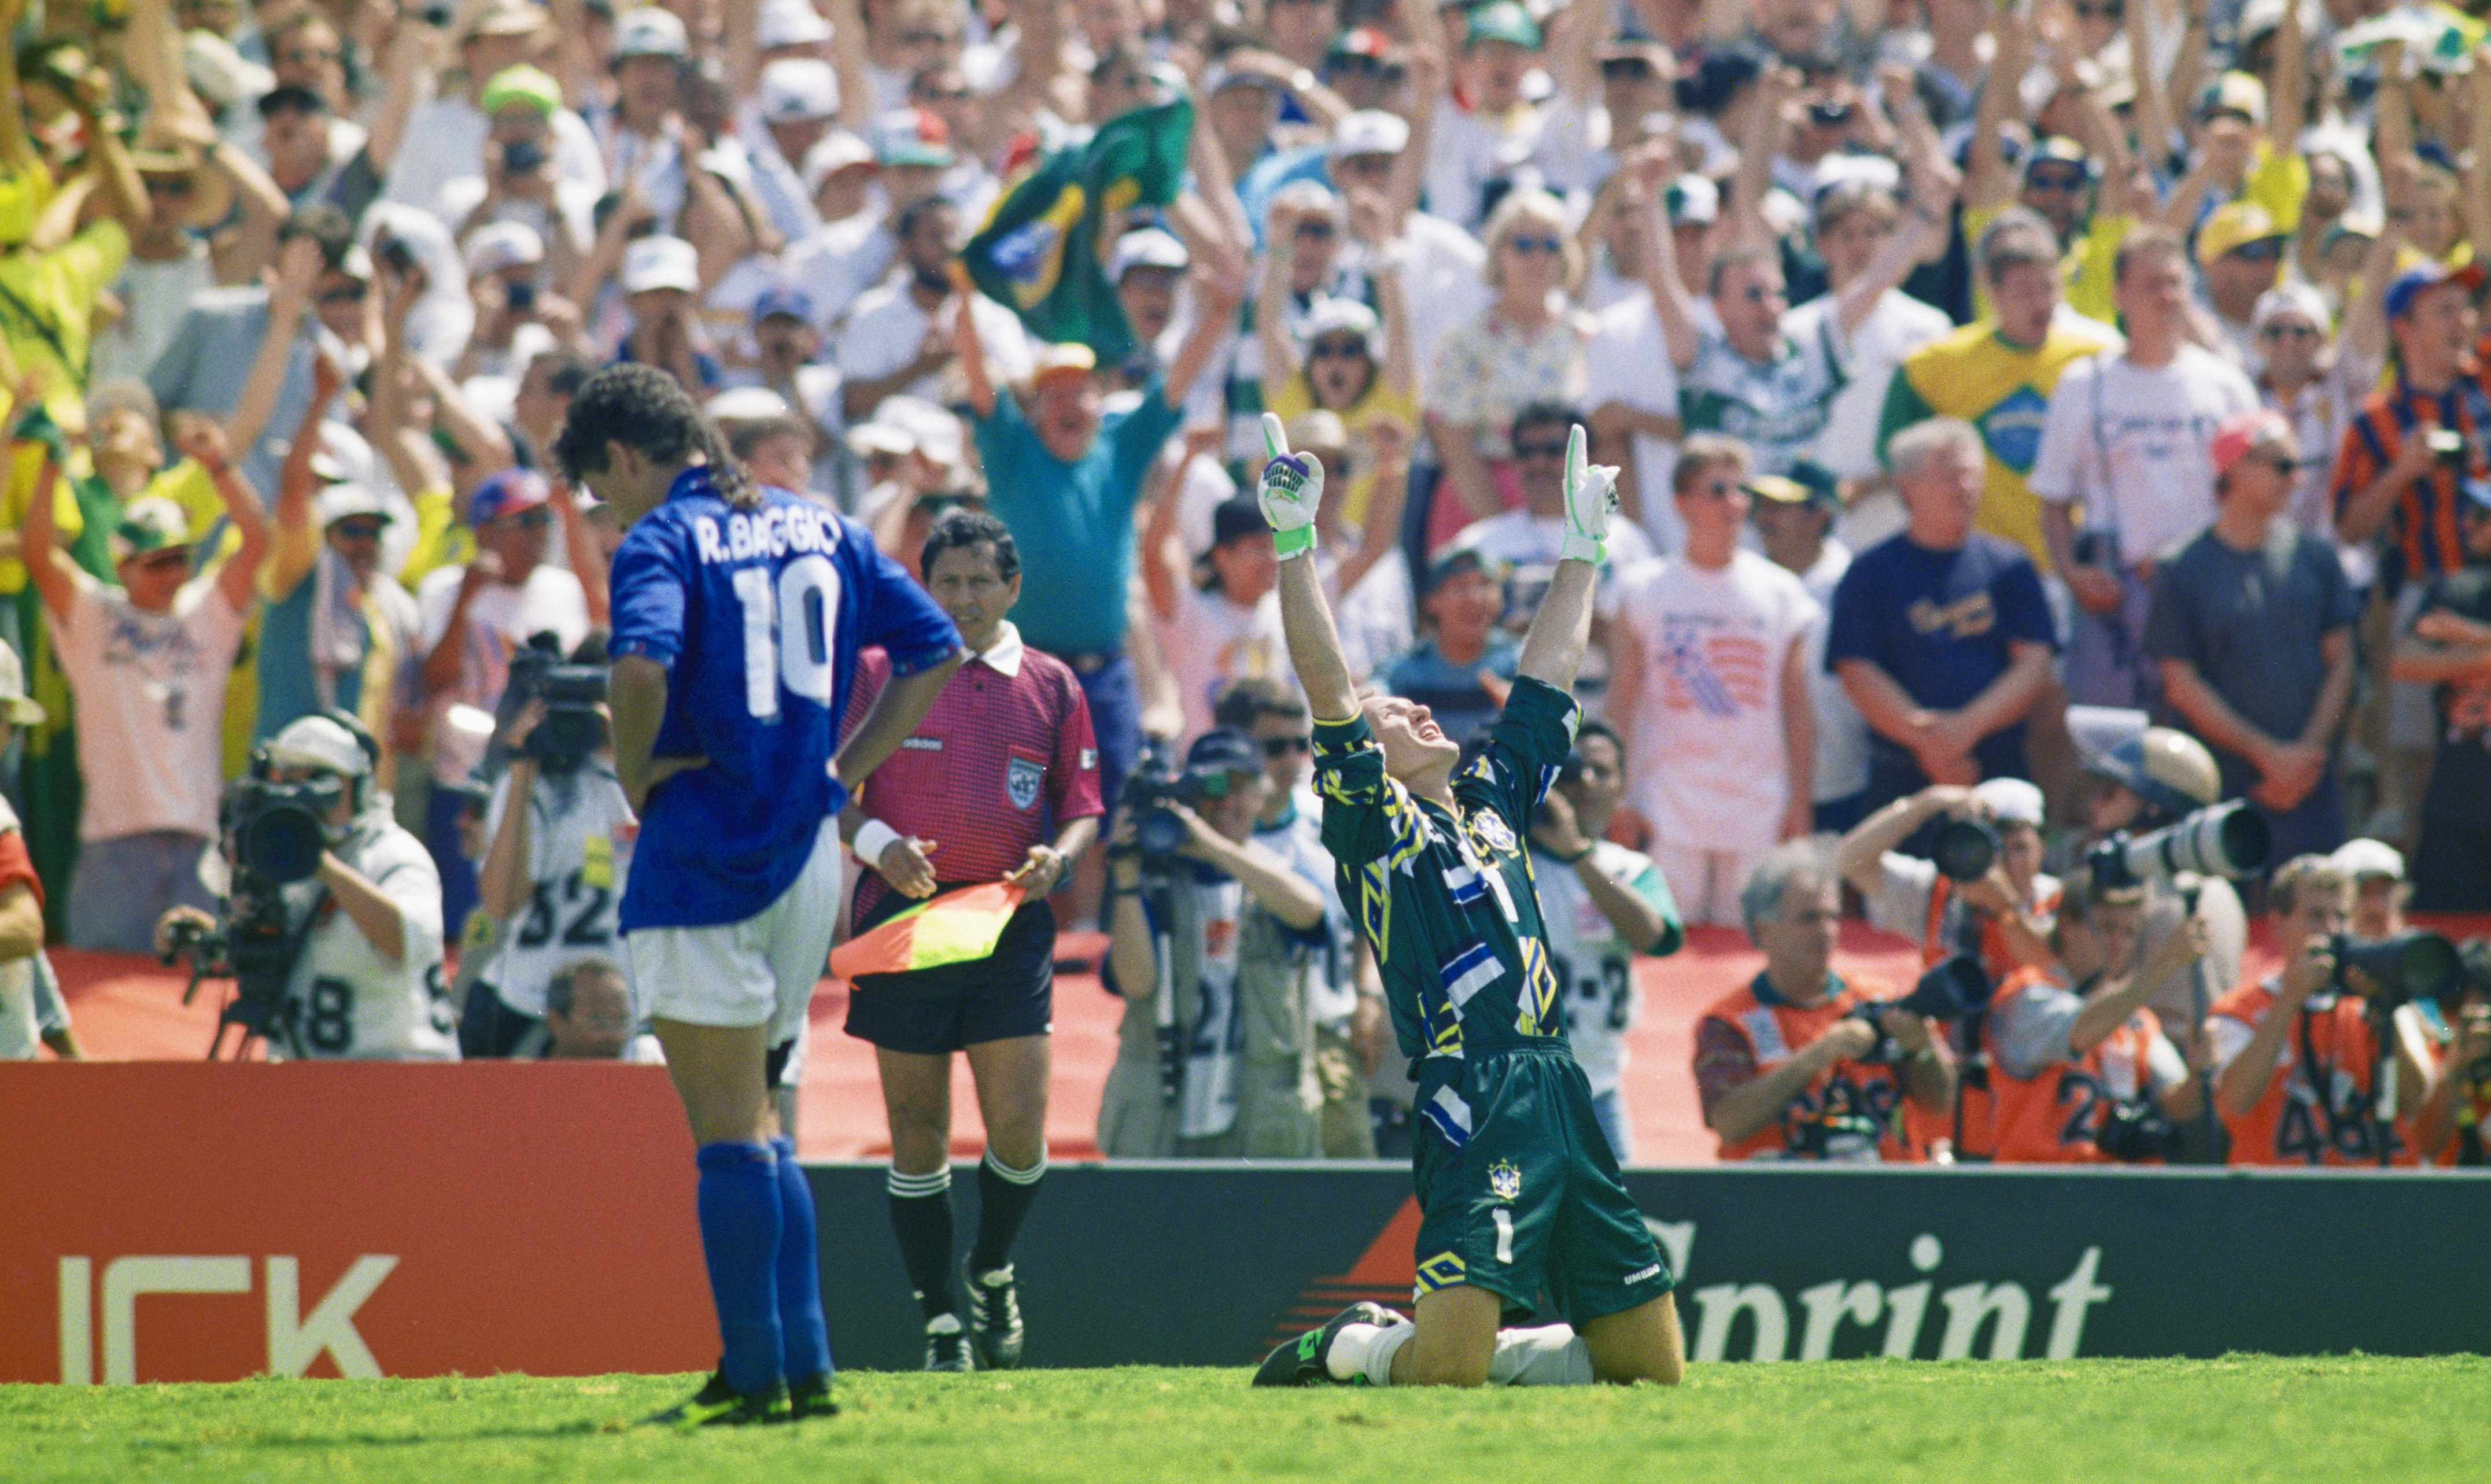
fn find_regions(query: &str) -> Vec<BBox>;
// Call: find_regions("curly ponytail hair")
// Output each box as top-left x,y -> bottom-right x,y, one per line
552,363 -> 762,511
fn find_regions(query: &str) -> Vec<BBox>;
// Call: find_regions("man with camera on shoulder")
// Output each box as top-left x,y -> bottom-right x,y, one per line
1837,777 -> 2057,980
2209,855 -> 2432,1166
1098,728 -> 1335,1162
466,648 -> 633,1057
158,714 -> 456,1061
1986,865 -> 2210,1163
1692,841 -> 1953,1161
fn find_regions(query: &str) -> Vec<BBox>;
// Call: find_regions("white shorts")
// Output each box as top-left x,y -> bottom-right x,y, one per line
1650,839 -> 1769,929
2387,582 -> 2438,752
628,818 -> 844,1044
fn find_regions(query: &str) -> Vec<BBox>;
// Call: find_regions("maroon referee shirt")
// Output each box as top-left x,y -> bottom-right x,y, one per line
843,623 -> 1105,920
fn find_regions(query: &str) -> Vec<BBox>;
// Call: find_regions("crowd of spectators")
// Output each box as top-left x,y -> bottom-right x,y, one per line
0,0 -> 2486,1165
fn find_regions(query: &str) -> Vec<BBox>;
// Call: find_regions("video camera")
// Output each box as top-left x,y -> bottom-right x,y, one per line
163,769 -> 341,1057
2086,801 -> 2270,894
1112,744 -> 1229,866
1847,955 -> 1995,1063
2330,930 -> 2463,1012
1931,818 -> 2000,883
500,633 -> 610,773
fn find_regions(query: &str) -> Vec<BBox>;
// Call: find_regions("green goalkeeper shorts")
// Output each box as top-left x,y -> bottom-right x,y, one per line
1409,1043 -> 1676,1326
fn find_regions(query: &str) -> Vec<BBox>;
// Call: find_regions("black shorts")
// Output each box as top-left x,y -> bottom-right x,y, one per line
459,981 -> 543,1059
843,894 -> 1057,1054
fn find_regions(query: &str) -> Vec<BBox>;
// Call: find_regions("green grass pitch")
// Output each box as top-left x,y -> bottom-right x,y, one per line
5,1358 -> 2487,1483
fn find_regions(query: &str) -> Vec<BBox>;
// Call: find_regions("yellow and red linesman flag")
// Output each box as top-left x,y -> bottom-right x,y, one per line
831,883 -> 1027,981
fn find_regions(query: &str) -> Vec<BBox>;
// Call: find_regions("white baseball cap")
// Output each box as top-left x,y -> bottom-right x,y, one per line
464,220 -> 545,278
758,0 -> 834,48
621,234 -> 700,294
612,7 -> 688,59
1108,227 -> 1189,279
1329,109 -> 1409,159
801,130 -> 875,193
759,58 -> 839,122
2331,837 -> 2407,881
265,714 -> 372,781
1972,777 -> 2045,828
706,386 -> 794,423
315,483 -> 392,529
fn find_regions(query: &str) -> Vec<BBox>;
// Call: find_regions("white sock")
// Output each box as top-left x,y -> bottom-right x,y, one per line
1363,1320 -> 1416,1387
1485,1324 -> 1593,1386
1323,1322 -> 1383,1381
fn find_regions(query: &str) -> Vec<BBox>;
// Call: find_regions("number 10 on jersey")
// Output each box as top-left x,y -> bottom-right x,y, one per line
732,555 -> 843,719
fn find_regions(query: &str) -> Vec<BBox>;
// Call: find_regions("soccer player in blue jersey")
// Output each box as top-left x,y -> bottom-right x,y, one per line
555,366 -> 963,1426
1252,414 -> 1685,1389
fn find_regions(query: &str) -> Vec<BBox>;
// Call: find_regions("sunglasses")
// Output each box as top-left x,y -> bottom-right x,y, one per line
490,508 -> 553,529
1736,283 -> 1787,304
1514,440 -> 1570,460
282,45 -> 342,63
1692,478 -> 1741,498
2227,238 -> 2285,263
331,518 -> 385,541
1309,337 -> 1368,360
1261,735 -> 1312,756
2073,1 -> 2123,17
2260,322 -> 2322,341
916,84 -> 972,101
1507,234 -> 1564,256
1327,54 -> 1390,76
2025,169 -> 2087,192
2256,453 -> 2306,475
1600,57 -> 1654,79
143,176 -> 195,197
901,28 -> 956,45
1294,219 -> 1338,241
131,548 -> 192,572
318,282 -> 370,304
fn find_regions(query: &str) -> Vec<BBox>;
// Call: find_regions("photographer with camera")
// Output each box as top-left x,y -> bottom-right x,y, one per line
1837,777 -> 2057,981
2209,855 -> 2431,1166
158,714 -> 456,1061
1098,728 -> 1333,1162
466,645 -> 633,1057
1986,866 -> 2210,1164
2413,944 -> 2491,1167
1693,841 -> 1954,1161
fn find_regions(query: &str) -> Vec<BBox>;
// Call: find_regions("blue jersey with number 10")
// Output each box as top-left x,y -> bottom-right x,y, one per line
607,467 -> 959,931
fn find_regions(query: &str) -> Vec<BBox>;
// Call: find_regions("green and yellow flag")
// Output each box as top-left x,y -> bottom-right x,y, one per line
962,98 -> 1194,364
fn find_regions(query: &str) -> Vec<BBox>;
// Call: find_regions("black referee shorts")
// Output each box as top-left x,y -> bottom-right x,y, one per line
843,890 -> 1057,1055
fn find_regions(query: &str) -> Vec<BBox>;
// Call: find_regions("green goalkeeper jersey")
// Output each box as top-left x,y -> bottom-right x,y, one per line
1313,677 -> 1578,1100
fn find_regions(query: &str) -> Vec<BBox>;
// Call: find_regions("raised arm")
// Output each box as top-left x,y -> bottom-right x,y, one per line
951,263 -> 996,420
1261,415 -> 1359,721
226,237 -> 322,458
263,352 -> 346,600
1514,424 -> 1615,693
1163,263 -> 1244,410
1963,8 -> 2029,213
1834,156 -> 1958,338
18,444 -> 77,624
1727,65 -> 1795,254
1255,205 -> 1303,409
176,418 -> 271,618
1633,173 -> 1703,371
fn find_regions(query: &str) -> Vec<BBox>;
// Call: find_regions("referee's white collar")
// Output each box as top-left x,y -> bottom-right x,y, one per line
973,621 -> 1025,677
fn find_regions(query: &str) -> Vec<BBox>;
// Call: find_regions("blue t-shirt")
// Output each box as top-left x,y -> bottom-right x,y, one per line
975,381 -> 1182,654
607,468 -> 958,929
1824,531 -> 2057,775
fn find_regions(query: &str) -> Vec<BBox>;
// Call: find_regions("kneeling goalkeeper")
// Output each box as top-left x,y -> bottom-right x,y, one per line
1251,415 -> 1684,1389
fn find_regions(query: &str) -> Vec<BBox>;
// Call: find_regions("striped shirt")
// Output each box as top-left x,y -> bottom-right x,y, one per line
2330,361 -> 2491,588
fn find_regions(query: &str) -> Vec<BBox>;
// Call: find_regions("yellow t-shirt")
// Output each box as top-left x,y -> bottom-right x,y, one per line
1965,202 -> 2133,328
395,484 -> 474,590
0,219 -> 130,592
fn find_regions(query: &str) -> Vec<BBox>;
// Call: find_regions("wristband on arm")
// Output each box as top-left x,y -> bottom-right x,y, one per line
853,817 -> 902,866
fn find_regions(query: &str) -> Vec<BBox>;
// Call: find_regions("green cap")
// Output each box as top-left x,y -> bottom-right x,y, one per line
1465,1 -> 1541,50
481,64 -> 564,120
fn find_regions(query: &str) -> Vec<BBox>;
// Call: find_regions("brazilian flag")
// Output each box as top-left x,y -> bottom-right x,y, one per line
963,97 -> 1194,364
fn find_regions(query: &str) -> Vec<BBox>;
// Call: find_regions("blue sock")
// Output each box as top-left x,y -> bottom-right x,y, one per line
771,1135 -> 832,1382
695,1141 -> 784,1396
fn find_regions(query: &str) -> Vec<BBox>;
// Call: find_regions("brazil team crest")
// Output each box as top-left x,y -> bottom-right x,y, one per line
1007,756 -> 1044,811
1470,812 -> 1517,855
1488,1160 -> 1522,1202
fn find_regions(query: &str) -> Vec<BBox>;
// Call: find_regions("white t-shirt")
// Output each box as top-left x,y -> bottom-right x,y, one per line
1867,854 -> 2059,951
783,217 -> 899,333
2028,345 -> 2261,567
1534,839 -> 1671,1097
1156,584 -> 1294,743
1359,212 -> 1489,409
1585,290 -> 1685,556
836,280 -> 1033,415
1795,539 -> 1870,804
1448,508 -> 1656,622
270,814 -> 457,1061
383,98 -> 604,221
50,575 -> 249,841
1783,287 -> 1952,482
1612,549 -> 1818,851
481,764 -> 637,1018
415,564 -> 593,783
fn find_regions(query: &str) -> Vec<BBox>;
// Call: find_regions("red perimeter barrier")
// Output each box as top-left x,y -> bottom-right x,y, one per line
0,1062 -> 712,1384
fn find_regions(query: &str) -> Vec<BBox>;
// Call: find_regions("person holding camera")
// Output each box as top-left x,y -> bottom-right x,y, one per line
1986,866 -> 2210,1164
1525,719 -> 1682,1165
1694,840 -> 1954,1162
159,714 -> 456,1061
466,673 -> 634,1058
840,510 -> 1102,1372
1837,777 -> 2057,981
1098,728 -> 1333,1162
2209,855 -> 2431,1166
2386,484 -> 2491,910
2413,947 -> 2491,1167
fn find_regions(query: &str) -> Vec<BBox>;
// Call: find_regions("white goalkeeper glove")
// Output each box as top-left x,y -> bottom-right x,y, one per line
1560,423 -> 1620,566
1257,411 -> 1323,560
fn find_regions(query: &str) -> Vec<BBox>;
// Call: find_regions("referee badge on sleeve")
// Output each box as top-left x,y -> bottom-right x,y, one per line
1007,755 -> 1045,811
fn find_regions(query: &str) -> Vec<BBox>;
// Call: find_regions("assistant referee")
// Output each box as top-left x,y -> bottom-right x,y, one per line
841,510 -> 1104,1373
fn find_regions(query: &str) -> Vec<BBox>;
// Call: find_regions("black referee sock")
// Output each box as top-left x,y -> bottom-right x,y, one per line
968,1150 -> 1046,1277
886,1166 -> 957,1322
